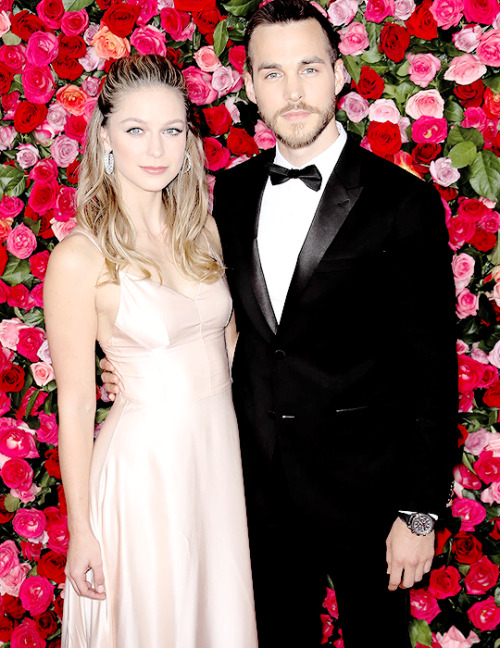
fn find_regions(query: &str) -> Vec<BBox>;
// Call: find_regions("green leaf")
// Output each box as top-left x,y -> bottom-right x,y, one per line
346,120 -> 366,139
495,586 -> 500,607
4,494 -> 20,513
25,389 -> 40,418
409,618 -> 432,647
1,31 -> 22,46
1,256 -> 31,287
449,141 -> 477,169
447,126 -> 484,150
21,308 -> 45,328
213,20 -> 229,59
469,150 -> 500,202
444,99 -> 464,124
0,166 -> 24,198
4,172 -> 26,198
222,0 -> 259,18
484,76 -> 500,93
342,55 -> 361,83
397,60 -> 410,77
394,81 -> 414,109
360,49 -> 382,64
63,0 -> 94,10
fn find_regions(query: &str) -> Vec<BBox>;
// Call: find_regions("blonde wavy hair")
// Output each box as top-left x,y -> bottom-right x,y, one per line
77,54 -> 224,284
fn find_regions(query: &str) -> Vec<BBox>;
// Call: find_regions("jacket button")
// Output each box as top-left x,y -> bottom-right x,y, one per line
267,410 -> 277,420
275,349 -> 286,360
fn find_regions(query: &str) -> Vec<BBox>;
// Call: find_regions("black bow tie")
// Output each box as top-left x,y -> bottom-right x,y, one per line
266,162 -> 322,192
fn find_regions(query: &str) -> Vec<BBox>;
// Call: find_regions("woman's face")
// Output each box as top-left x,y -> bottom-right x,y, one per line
100,85 -> 188,197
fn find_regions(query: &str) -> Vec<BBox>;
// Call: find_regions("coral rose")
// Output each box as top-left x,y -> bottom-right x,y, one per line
91,26 -> 130,60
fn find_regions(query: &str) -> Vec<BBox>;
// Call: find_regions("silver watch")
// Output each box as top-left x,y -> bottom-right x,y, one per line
398,512 -> 435,536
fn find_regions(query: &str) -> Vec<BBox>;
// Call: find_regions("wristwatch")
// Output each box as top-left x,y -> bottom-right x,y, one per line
398,512 -> 435,536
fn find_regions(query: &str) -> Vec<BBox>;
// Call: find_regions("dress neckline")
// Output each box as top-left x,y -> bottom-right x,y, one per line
120,270 -> 202,302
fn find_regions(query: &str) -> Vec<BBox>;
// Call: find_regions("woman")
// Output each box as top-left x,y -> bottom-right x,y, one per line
44,54 -> 257,648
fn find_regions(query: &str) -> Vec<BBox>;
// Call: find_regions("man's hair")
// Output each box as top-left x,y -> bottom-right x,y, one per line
244,0 -> 340,76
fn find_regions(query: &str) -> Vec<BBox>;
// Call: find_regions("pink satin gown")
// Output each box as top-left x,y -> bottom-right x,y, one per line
61,267 -> 257,647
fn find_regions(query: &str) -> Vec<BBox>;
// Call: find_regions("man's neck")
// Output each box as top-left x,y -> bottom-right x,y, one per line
277,119 -> 340,167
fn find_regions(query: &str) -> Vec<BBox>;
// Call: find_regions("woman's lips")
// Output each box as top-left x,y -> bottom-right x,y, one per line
140,166 -> 168,174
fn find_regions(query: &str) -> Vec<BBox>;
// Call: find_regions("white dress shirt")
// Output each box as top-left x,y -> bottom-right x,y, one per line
257,121 -> 347,322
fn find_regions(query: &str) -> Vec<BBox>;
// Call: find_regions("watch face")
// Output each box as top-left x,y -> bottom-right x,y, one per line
411,514 -> 434,535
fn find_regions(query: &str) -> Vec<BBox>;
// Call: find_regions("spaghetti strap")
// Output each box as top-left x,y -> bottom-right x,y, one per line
66,226 -> 102,252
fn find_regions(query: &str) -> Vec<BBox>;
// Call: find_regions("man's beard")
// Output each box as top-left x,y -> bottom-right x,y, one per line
262,99 -> 336,150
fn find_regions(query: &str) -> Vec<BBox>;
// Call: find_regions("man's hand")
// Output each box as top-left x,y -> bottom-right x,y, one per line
100,357 -> 122,401
386,517 -> 434,591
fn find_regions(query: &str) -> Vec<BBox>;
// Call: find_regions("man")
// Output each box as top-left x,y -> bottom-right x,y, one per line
104,2 -> 459,645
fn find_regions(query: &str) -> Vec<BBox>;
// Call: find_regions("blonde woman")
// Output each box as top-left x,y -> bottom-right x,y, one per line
44,55 -> 257,648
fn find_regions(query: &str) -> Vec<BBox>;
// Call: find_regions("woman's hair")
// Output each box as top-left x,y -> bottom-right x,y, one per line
77,54 -> 223,284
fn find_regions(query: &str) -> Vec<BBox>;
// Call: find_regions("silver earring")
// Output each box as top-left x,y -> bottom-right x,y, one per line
182,152 -> 192,174
104,150 -> 114,174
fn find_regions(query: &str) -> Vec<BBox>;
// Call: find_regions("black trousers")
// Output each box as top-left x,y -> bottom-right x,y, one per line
247,454 -> 412,648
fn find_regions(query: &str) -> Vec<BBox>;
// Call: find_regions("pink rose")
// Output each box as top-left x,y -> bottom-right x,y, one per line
407,53 -> 442,87
476,30 -> 500,67
6,224 -> 37,259
130,25 -> 167,56
25,31 -> 59,67
451,497 -> 487,531
430,0 -> 464,29
369,98 -> 400,123
465,556 -> 500,595
194,45 -> 221,72
452,253 -> 475,292
17,326 -> 45,362
338,22 -> 370,56
254,120 -> 276,150
462,106 -> 487,130
475,449 -> 500,483
36,0 -> 64,29
435,626 -> 480,648
19,576 -> 55,615
53,186 -> 77,222
406,89 -> 444,119
36,412 -> 58,446
212,65 -> 242,98
0,125 -> 16,150
480,210 -> 500,233
457,339 -> 469,353
394,0 -> 416,20
0,425 -> 38,459
1,458 -> 33,489
22,65 -> 55,104
0,195 -> 23,218
78,46 -> 106,73
0,317 -> 23,350
50,217 -> 77,241
453,24 -> 482,53
481,481 -> 500,504
16,143 -> 39,169
47,518 -> 69,554
463,0 -> 500,24
30,158 -> 58,183
465,429 -> 491,454
410,588 -> 441,623
0,10 -> 10,37
412,116 -> 448,143
81,76 -> 100,97
182,66 -> 217,106
0,44 -> 26,75
61,9 -> 89,36
12,508 -> 47,540
327,0 -> 359,25
10,618 -> 45,648
456,287 -> 479,319
339,92 -> 370,123
430,157 -> 460,186
467,596 -> 500,631
454,464 -> 482,489
0,562 -> 30,597
444,54 -> 487,85
31,362 -> 54,387
0,539 -> 19,578
50,134 -> 79,168
365,0 -> 395,23
489,340 -> 500,367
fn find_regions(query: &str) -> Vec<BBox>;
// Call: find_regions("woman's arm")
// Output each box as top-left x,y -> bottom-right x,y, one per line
44,235 -> 106,600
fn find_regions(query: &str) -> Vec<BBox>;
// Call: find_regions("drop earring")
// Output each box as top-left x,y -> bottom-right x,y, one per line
182,152 -> 192,174
104,150 -> 114,174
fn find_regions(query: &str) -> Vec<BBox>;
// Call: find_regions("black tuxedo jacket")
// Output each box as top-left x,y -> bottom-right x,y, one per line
214,137 -> 459,528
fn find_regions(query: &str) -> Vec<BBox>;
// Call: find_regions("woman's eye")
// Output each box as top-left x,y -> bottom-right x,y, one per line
164,128 -> 182,135
127,127 -> 142,135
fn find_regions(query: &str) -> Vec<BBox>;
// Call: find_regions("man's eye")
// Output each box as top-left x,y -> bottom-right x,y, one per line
303,67 -> 317,74
265,72 -> 279,79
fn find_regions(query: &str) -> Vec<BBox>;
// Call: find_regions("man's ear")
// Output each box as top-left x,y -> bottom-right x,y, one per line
244,72 -> 257,104
100,126 -> 111,151
333,58 -> 345,96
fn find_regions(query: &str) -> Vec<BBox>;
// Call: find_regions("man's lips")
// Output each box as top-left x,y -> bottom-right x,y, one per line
280,110 -> 312,122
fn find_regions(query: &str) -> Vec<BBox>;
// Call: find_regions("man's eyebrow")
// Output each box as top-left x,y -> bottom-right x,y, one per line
257,56 -> 326,72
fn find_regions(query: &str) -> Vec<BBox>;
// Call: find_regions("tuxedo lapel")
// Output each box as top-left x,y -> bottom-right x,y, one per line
280,138 -> 364,326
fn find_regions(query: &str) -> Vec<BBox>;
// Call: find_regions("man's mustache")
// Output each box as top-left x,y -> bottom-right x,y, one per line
275,102 -> 320,116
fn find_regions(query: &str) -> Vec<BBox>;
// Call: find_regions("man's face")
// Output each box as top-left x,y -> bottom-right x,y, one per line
245,19 -> 344,155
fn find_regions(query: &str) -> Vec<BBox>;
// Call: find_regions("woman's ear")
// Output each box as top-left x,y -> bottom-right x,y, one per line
100,126 -> 111,151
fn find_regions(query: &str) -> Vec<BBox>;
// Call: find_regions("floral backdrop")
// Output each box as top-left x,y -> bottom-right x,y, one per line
0,0 -> 499,646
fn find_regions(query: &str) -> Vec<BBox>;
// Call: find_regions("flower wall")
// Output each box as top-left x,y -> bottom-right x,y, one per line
0,0 -> 499,646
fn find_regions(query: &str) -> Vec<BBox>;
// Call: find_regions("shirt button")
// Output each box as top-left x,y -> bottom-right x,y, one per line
275,349 -> 286,360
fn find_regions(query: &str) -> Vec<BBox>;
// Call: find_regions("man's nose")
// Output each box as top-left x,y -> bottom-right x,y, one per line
284,75 -> 303,103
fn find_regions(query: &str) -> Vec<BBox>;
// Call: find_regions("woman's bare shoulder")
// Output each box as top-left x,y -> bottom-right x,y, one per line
46,232 -> 105,284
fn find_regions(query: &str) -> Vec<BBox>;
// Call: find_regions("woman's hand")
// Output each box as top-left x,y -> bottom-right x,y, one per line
65,530 -> 106,600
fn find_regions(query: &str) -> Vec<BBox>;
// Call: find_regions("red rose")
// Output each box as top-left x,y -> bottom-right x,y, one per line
46,519 -> 70,554
405,0 -> 438,39
102,3 -> 141,38
412,143 -> 441,168
29,250 -> 50,280
0,363 -> 25,392
3,593 -> 26,618
66,159 -> 80,184
452,532 -> 483,564
352,66 -> 384,100
203,105 -> 232,135
0,62 -> 12,95
13,101 -> 48,134
45,448 -> 61,479
28,181 -> 59,214
484,87 -> 500,119
37,550 -> 66,584
475,450 -> 500,483
0,494 -> 15,523
203,137 -> 230,171
160,8 -> 191,40
10,10 -> 46,41
175,0 -> 216,9
379,23 -> 410,62
470,228 -> 496,251
454,80 -> 485,108
366,121 -> 402,157
434,184 -> 458,201
166,47 -> 182,67
465,556 -> 500,595
53,594 -> 64,620
7,284 -> 30,309
17,386 -> 48,419
0,244 -> 7,276
10,618 -> 45,648
21,540 -> 43,560
52,56 -> 84,81
58,34 -> 86,59
36,0 -> 64,30
227,126 -> 259,157
458,355 -> 486,393
0,616 -> 13,643
427,565 -> 461,599
192,7 -> 223,38
434,527 -> 452,555
228,45 -> 245,74
1,457 -> 33,488
35,610 -> 59,639
468,596 -> 500,631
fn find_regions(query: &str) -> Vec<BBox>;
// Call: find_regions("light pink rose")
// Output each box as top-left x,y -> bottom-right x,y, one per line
254,120 -> 276,150
430,157 -> 460,186
25,31 -> 59,66
327,0 -> 359,26
212,66 -> 242,98
0,562 -> 30,597
452,253 -> 475,292
46,103 -> 68,135
78,46 -> 106,73
81,76 -> 100,97
369,98 -> 400,123
470,344 -> 490,365
182,66 -> 217,106
444,54 -> 487,85
407,89 -> 445,119
488,339 -> 500,367
16,144 -> 40,170
495,12 -> 500,28
453,24 -> 482,53
481,481 -> 500,504
398,116 -> 411,143
0,318 -> 24,350
22,65 -> 55,104
37,339 -> 52,364
457,339 -> 469,353
476,30 -> 500,67
0,539 -> 20,578
488,435 -> 500,456
50,134 -> 79,168
6,224 -> 37,260
339,92 -> 370,123
435,626 -> 480,648
395,0 -> 416,19
224,96 -> 240,123
50,218 -> 78,241
463,0 -> 500,24
31,362 -> 54,386
194,46 -> 222,72
451,497 -> 487,531
456,287 -> 479,319
465,429 -> 491,455
130,25 -> 167,56
430,0 -> 464,29
0,125 -> 16,151
407,52 -> 442,87
0,10 -> 10,37
338,21 -> 370,56
11,483 -> 41,504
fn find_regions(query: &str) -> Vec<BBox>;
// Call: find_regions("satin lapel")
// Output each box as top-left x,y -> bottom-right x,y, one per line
280,139 -> 363,326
